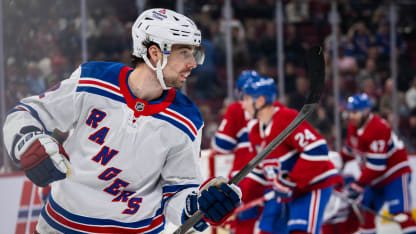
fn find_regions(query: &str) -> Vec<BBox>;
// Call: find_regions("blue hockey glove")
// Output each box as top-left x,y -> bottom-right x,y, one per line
14,131 -> 71,187
182,191 -> 209,232
272,172 -> 296,201
346,182 -> 364,200
198,177 -> 242,225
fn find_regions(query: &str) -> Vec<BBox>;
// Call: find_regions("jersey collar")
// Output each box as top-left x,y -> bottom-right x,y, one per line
118,66 -> 176,118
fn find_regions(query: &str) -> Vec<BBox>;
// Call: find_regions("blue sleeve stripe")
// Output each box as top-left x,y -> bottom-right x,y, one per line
214,136 -> 236,151
12,103 -> 51,135
152,114 -> 195,141
367,157 -> 386,166
237,132 -> 249,143
76,87 -> 126,104
168,91 -> 203,130
303,144 -> 329,156
162,184 -> 199,193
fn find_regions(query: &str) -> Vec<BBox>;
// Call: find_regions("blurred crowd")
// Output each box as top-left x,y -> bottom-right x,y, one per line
2,0 -> 416,171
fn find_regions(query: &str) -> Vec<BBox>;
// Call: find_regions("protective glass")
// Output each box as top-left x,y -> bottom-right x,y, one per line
193,45 -> 205,65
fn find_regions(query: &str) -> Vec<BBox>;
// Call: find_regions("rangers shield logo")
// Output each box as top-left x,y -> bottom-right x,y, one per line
135,101 -> 145,111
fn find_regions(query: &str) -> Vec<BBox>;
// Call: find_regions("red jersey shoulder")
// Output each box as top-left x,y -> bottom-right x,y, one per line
223,102 -> 245,120
272,106 -> 298,126
362,115 -> 391,141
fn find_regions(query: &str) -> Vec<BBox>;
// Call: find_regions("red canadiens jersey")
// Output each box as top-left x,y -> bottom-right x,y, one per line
341,114 -> 411,187
248,106 -> 342,195
211,102 -> 253,174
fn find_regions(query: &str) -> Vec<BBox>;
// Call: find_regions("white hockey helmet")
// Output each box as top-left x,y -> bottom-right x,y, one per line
132,8 -> 204,89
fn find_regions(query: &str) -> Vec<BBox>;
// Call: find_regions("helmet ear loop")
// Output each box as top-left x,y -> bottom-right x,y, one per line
156,54 -> 169,90
142,52 -> 170,90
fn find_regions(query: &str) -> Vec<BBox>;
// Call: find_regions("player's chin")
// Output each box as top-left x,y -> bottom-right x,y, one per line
170,80 -> 185,90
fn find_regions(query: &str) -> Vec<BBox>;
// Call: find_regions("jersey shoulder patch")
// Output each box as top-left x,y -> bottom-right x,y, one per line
152,90 -> 203,141
77,62 -> 128,103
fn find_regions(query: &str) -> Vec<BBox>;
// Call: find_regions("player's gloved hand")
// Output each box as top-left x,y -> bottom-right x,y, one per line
271,172 -> 296,202
182,191 -> 209,232
346,182 -> 364,200
14,131 -> 71,187
198,177 -> 242,226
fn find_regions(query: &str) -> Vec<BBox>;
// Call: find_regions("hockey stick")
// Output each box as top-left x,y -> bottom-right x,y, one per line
173,46 -> 326,234
333,191 -> 408,224
234,191 -> 275,214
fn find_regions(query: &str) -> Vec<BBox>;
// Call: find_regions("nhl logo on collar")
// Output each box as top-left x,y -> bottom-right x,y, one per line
135,101 -> 145,111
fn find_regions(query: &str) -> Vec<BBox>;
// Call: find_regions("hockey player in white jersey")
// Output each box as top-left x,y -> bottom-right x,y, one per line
2,8 -> 241,233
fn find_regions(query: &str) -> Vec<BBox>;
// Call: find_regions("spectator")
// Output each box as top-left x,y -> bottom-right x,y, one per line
379,78 -> 407,124
406,75 -> 416,110
285,0 -> 309,24
375,21 -> 407,58
356,58 -> 382,89
346,22 -> 373,62
26,62 -> 46,95
288,76 -> 309,111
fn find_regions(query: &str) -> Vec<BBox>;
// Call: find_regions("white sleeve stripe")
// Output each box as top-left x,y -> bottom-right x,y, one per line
303,139 -> 327,151
365,152 -> 388,159
371,161 -> 410,185
300,153 -> 329,161
247,173 -> 269,186
80,78 -> 121,91
365,162 -> 386,171
309,169 -> 338,185
236,142 -> 251,149
278,149 -> 298,162
77,83 -> 124,97
236,127 -> 248,138
211,142 -> 231,154
165,108 -> 198,133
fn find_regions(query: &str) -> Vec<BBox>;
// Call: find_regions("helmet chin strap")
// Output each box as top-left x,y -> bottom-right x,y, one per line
142,54 -> 170,90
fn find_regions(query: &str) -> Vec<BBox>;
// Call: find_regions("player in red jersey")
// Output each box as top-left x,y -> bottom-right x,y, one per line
211,70 -> 260,234
240,76 -> 342,234
342,93 -> 416,234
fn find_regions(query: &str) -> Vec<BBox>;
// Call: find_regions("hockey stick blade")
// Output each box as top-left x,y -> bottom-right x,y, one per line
333,191 -> 408,223
173,46 -> 325,234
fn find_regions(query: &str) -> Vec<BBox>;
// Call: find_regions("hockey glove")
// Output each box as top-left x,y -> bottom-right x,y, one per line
182,191 -> 209,232
198,177 -> 242,226
346,182 -> 365,200
14,131 -> 71,187
271,172 -> 296,202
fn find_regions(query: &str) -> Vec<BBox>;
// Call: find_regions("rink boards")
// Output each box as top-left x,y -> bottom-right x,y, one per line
0,150 -> 415,234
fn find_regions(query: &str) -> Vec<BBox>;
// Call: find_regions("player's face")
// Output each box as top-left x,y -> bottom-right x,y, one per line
242,94 -> 255,118
348,110 -> 364,127
162,45 -> 197,89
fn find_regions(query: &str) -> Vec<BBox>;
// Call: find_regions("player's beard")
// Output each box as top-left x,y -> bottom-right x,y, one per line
164,76 -> 184,89
164,69 -> 191,89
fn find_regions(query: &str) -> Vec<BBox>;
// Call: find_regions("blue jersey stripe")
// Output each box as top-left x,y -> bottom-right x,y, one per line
162,184 -> 199,193
80,62 -> 123,87
152,114 -> 196,141
214,136 -> 236,151
76,87 -> 126,104
303,144 -> 329,156
168,90 -> 203,131
280,152 -> 299,171
237,132 -> 249,143
47,195 -> 158,228
41,207 -> 87,234
367,157 -> 386,166
9,103 -> 51,134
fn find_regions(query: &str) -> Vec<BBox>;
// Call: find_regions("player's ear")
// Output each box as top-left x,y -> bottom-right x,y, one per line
148,45 -> 162,66
256,96 -> 266,108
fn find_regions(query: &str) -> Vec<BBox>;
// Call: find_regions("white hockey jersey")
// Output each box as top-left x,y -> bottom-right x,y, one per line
3,62 -> 204,233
